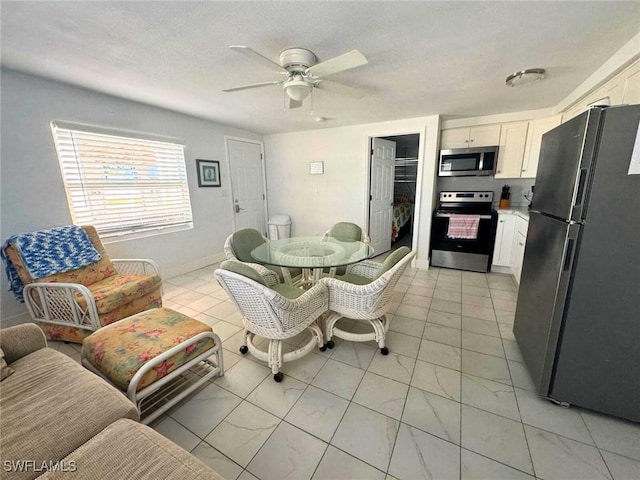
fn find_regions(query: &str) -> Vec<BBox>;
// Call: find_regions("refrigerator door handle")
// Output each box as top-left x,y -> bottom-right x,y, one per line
564,238 -> 576,271
574,168 -> 588,208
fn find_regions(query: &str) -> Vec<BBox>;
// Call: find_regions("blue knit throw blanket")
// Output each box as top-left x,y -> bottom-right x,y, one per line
1,225 -> 102,302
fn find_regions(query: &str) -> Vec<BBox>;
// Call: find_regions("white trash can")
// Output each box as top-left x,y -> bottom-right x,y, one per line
268,215 -> 291,240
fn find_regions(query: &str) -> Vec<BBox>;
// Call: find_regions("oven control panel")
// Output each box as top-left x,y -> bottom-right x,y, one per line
439,191 -> 494,203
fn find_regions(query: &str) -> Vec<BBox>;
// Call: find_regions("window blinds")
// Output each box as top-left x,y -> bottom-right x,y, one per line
51,124 -> 193,238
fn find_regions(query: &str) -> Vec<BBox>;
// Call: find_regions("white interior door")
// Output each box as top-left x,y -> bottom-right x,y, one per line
369,138 -> 396,255
227,138 -> 267,234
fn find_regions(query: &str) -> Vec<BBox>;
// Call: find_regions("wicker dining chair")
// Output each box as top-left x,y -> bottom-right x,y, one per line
322,222 -> 371,276
214,260 -> 327,382
319,247 -> 415,355
223,228 -> 301,285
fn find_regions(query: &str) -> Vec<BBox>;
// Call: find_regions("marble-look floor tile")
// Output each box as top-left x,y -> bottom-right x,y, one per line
331,403 -> 399,472
490,288 -> 518,301
461,373 -> 520,421
600,450 -> 640,480
462,285 -> 491,297
461,349 -> 511,385
205,401 -> 280,468
237,470 -> 258,480
461,449 -> 533,480
212,320 -> 244,342
284,385 -> 349,442
422,323 -> 461,347
492,297 -> 517,313
406,285 -> 435,298
368,351 -> 416,384
498,322 -> 516,340
418,339 -> 461,370
411,360 -> 461,401
246,375 -> 306,418
214,357 -> 271,398
394,304 -> 429,321
153,416 -> 201,452
388,423 -> 460,480
495,309 -> 516,324
353,372 -> 409,420
508,360 -> 536,391
525,425 -> 612,480
279,352 -> 327,383
462,272 -> 488,287
433,287 -> 462,302
401,293 -> 432,308
581,411 -> 640,461
191,442 -> 243,480
462,304 -> 497,321
462,293 -> 494,308
502,338 -> 525,362
311,359 -> 365,400
430,298 -> 462,315
402,387 -> 460,444
170,383 -> 242,438
515,387 -> 594,444
462,316 -> 501,338
427,310 -> 462,329
462,331 -> 505,357
461,405 -> 533,474
330,340 -> 377,370
389,315 -> 426,338
384,331 -> 421,358
247,422 -> 327,480
312,446 -> 386,480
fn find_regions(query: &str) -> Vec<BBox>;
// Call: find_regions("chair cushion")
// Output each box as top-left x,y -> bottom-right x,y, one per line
221,260 -> 266,285
328,222 -> 362,242
376,246 -> 411,277
272,283 -> 305,299
0,348 -> 139,480
83,273 -> 162,314
231,228 -> 266,262
335,272 -> 373,285
82,308 -> 216,392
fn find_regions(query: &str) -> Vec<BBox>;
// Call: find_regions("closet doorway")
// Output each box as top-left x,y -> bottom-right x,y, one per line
368,133 -> 420,255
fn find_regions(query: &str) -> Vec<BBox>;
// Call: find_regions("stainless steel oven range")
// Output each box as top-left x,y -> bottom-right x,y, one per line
429,191 -> 498,273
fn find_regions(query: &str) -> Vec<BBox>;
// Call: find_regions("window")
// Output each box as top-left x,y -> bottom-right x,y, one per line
51,123 -> 193,239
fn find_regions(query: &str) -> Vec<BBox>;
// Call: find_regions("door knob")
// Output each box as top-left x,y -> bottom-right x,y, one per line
235,205 -> 245,213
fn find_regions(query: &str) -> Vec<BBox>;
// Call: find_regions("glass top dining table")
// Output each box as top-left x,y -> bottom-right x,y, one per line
251,236 -> 374,285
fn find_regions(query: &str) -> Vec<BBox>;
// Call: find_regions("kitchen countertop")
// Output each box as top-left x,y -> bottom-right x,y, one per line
496,206 -> 530,221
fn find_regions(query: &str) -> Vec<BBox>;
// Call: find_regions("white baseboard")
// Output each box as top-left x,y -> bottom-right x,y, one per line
414,258 -> 431,270
0,311 -> 31,328
490,265 -> 513,275
163,252 -> 226,279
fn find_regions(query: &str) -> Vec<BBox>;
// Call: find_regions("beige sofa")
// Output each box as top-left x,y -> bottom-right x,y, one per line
0,324 -> 223,480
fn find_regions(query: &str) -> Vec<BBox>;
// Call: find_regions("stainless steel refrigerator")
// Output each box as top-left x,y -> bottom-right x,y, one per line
513,104 -> 640,422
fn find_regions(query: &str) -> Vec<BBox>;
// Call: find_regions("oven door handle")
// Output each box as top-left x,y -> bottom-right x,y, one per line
435,213 -> 493,219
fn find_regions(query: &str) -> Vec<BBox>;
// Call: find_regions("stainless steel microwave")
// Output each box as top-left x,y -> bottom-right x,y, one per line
439,146 -> 498,177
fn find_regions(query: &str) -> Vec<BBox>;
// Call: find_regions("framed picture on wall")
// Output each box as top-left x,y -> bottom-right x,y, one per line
196,159 -> 221,187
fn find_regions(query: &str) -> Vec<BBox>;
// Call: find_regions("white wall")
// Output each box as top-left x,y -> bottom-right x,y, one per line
264,115 -> 440,269
0,69 -> 262,326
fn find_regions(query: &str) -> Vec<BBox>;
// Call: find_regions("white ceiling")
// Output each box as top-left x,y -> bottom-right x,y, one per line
1,2 -> 639,134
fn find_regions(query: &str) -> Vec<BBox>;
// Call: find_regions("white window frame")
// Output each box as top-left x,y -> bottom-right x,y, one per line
51,122 -> 193,240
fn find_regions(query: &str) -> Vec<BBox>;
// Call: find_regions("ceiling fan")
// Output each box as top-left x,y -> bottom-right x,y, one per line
223,46 -> 369,109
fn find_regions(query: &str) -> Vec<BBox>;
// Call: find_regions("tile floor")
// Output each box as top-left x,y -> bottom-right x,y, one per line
51,263 -> 640,480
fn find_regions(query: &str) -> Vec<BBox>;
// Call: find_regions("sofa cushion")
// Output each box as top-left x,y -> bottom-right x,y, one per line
0,348 -> 138,480
38,419 -> 224,480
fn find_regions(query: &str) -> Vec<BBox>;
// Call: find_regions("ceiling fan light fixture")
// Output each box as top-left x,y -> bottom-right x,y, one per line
506,68 -> 546,87
284,78 -> 312,101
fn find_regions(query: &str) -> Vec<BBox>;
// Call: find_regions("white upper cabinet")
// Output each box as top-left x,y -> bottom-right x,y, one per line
495,122 -> 528,179
521,115 -> 562,178
440,124 -> 501,149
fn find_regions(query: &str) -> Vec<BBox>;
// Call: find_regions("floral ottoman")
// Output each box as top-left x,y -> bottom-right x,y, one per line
82,308 -> 224,424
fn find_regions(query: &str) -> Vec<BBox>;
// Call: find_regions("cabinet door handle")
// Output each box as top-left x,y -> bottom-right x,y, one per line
521,169 -> 526,172
499,220 -> 504,223
518,242 -> 524,246
496,170 -> 501,173
469,139 -> 474,143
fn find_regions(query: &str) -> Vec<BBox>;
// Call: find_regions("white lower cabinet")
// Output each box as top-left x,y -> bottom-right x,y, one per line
492,213 -> 516,267
492,211 -> 529,284
511,216 -> 529,285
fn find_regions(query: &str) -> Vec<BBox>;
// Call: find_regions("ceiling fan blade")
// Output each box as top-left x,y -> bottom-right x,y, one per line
223,81 -> 281,92
315,80 -> 368,99
306,50 -> 368,78
229,45 -> 288,74
285,96 -> 303,109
